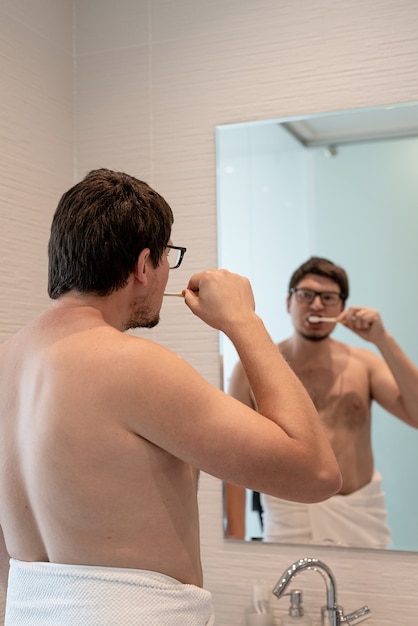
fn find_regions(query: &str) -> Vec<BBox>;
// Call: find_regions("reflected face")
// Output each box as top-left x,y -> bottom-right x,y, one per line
287,274 -> 345,341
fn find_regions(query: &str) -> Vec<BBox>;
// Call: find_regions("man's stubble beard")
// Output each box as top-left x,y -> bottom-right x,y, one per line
298,329 -> 332,342
125,297 -> 160,330
126,315 -> 160,330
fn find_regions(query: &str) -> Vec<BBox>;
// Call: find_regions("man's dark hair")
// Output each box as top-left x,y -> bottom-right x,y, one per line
288,256 -> 349,302
48,169 -> 174,298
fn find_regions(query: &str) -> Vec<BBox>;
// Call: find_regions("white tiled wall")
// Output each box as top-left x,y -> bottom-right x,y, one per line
0,0 -> 74,622
1,0 -> 418,624
0,0 -> 74,344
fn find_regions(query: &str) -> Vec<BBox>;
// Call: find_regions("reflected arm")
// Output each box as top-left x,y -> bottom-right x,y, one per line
224,483 -> 246,539
223,361 -> 255,539
373,331 -> 418,427
228,358 -> 257,411
0,524 -> 9,594
341,306 -> 418,427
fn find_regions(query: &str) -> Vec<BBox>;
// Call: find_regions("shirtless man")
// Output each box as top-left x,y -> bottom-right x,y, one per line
226,257 -> 418,547
0,172 -> 341,625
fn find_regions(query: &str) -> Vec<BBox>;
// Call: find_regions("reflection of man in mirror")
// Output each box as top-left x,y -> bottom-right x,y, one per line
227,256 -> 418,548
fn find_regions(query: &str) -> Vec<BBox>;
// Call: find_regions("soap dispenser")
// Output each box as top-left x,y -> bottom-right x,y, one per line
281,589 -> 312,625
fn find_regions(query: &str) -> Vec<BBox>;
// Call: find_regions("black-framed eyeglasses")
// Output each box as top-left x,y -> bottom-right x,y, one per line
166,245 -> 187,269
290,287 -> 342,307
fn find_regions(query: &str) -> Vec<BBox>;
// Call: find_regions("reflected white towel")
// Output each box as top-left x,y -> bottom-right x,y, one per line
261,470 -> 391,548
5,559 -> 215,625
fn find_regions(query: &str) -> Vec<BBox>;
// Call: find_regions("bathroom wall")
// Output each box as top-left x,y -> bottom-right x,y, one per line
1,0 -> 418,624
0,0 -> 75,621
0,0 -> 74,345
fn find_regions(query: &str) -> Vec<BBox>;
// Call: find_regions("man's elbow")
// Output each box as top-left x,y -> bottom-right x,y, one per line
307,464 -> 343,503
266,460 -> 342,504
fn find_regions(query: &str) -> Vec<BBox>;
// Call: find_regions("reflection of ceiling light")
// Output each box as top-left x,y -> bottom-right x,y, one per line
324,145 -> 338,158
281,103 -> 418,148
224,166 -> 234,174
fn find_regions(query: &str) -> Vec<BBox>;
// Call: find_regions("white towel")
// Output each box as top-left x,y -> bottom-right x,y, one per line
261,470 -> 391,548
5,559 -> 215,625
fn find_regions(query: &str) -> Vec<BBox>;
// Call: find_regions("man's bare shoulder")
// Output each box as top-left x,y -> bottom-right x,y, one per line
278,335 -> 381,371
55,325 -> 189,394
333,338 -> 381,363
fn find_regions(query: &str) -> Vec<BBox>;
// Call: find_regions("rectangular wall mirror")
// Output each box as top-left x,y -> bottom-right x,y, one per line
216,101 -> 418,552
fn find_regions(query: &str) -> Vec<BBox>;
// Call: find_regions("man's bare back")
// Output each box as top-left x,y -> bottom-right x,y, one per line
0,306 -> 202,587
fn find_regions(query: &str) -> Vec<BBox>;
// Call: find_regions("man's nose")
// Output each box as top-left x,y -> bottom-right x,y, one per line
310,294 -> 324,308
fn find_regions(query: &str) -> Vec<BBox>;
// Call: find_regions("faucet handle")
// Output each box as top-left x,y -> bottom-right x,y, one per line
321,605 -> 371,626
339,605 -> 371,624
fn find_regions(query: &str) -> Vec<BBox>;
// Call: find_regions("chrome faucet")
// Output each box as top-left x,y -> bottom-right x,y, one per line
272,557 -> 371,626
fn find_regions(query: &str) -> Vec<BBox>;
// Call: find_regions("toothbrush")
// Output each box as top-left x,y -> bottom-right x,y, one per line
164,290 -> 199,298
308,315 -> 339,323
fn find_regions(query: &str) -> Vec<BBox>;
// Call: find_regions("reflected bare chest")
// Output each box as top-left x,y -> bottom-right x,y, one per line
297,365 -> 371,430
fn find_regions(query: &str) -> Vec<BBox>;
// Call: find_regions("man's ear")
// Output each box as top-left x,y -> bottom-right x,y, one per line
134,248 -> 151,286
286,295 -> 291,313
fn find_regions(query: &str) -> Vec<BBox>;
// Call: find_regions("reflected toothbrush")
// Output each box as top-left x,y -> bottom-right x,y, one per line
308,315 -> 339,323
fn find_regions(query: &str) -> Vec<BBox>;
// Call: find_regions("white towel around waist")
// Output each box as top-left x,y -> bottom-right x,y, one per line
261,470 -> 391,548
5,559 -> 215,626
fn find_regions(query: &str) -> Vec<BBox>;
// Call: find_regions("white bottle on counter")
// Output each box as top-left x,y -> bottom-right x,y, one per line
281,589 -> 312,625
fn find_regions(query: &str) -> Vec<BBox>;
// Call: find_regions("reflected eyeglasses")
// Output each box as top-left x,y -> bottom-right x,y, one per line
166,245 -> 187,269
290,287 -> 342,306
